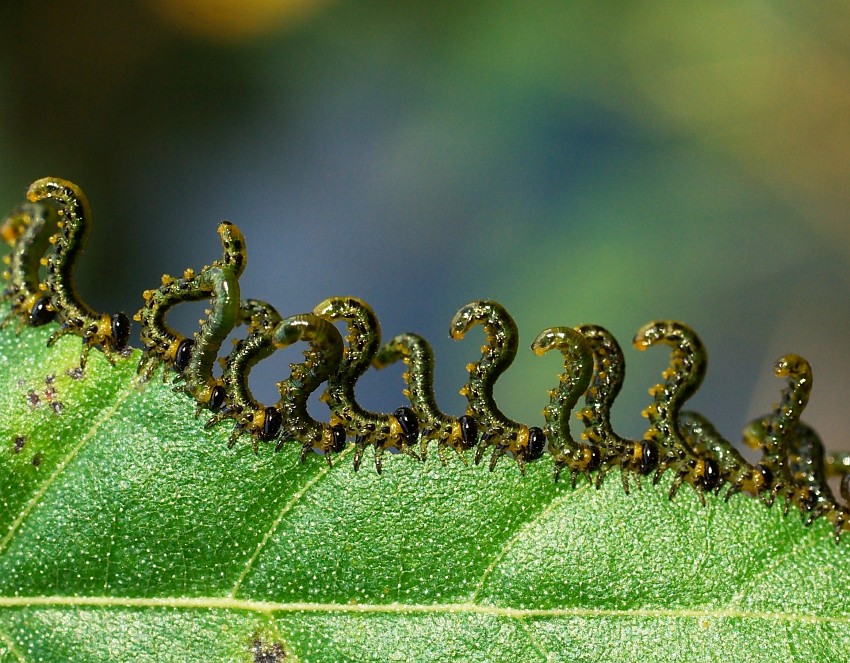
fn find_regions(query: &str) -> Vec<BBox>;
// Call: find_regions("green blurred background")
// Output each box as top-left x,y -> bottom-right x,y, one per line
1,1 -> 849,449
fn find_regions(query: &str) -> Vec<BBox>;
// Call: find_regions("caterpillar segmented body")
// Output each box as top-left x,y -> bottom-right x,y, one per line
573,325 -> 658,494
531,327 -> 596,485
678,411 -> 773,502
314,296 -> 418,473
25,177 -> 130,369
742,353 -> 812,507
136,221 -> 247,381
373,333 -> 479,464
784,423 -> 845,536
450,300 -> 543,473
177,265 -> 241,413
272,313 -> 347,463
1,201 -> 60,327
209,299 -> 284,451
633,321 -> 719,505
3,176 -> 849,541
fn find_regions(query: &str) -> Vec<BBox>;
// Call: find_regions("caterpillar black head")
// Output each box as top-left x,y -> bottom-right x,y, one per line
639,441 -> 659,475
28,296 -> 56,327
111,312 -> 131,351
525,426 -> 547,462
174,338 -> 195,373
459,415 -> 478,450
258,407 -> 282,442
393,406 -> 419,445
330,424 -> 347,453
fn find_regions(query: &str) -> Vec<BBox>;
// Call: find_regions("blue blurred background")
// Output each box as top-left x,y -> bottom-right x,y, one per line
1,1 -> 849,449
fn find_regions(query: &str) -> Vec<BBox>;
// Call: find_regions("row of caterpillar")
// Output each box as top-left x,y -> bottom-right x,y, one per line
4,177 -> 850,541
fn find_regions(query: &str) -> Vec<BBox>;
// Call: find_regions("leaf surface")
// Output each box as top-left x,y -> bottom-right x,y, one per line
0,322 -> 848,662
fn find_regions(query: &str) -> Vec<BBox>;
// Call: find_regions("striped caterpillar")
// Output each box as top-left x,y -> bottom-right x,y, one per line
3,176 -> 850,541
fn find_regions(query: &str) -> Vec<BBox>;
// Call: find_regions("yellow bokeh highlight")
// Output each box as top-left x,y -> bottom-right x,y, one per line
145,0 -> 333,41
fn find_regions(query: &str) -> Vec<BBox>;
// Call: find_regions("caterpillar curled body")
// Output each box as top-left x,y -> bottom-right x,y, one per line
530,327 -> 596,486
207,299 -> 284,451
25,177 -> 131,369
741,353 -> 812,507
677,411 -> 773,503
633,321 -> 719,505
785,423 -> 848,540
574,324 -> 658,494
7,176 -> 850,543
176,265 -> 242,413
373,332 -> 479,464
314,296 -> 418,473
450,300 -> 544,473
273,313 -> 348,464
1,201 -> 60,327
136,221 -> 248,381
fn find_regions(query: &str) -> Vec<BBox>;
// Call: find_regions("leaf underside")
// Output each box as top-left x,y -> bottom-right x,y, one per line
0,321 -> 849,662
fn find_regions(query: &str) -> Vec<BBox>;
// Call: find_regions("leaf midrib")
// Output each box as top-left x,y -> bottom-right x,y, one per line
0,595 -> 846,625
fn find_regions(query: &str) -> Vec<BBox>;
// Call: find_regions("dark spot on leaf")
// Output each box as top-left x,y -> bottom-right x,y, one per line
251,639 -> 286,662
50,401 -> 63,415
67,367 -> 84,380
32,454 -> 41,467
44,387 -> 57,401
26,390 -> 40,407
44,374 -> 55,386
13,436 -> 25,453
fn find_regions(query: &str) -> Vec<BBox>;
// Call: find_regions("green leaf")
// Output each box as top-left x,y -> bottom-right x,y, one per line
0,321 -> 849,662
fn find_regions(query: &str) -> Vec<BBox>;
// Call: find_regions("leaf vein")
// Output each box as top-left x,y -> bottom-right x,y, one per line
0,595 -> 848,625
228,446 -> 353,598
469,481 -> 592,602
0,379 -> 137,557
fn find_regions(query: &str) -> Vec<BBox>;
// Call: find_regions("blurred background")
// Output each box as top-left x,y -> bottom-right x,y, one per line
1,1 -> 849,451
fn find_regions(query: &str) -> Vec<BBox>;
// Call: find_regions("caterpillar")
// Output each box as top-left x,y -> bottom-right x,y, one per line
677,411 -> 773,503
573,324 -> 659,495
450,300 -> 544,473
136,221 -> 248,381
6,176 -> 850,542
373,332 -> 479,464
1,200 -> 60,327
176,264 -> 242,413
784,423 -> 847,540
633,321 -> 719,505
272,313 -> 348,463
741,353 -> 812,507
206,299 -> 284,450
530,326 -> 597,485
24,177 -> 131,369
742,354 -> 850,541
313,296 -> 418,473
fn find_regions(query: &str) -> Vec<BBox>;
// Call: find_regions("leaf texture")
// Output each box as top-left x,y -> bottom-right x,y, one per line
0,323 -> 849,662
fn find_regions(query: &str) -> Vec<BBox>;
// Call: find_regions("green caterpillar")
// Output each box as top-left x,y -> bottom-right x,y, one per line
574,325 -> 659,494
373,332 -> 479,464
207,299 -> 284,450
273,313 -> 348,463
25,177 -> 130,369
678,411 -> 773,503
136,221 -> 247,381
1,200 -> 60,327
314,296 -> 418,473
450,300 -> 544,472
531,326 -> 596,485
3,176 -> 849,540
633,321 -> 719,505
